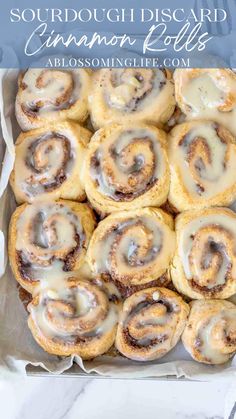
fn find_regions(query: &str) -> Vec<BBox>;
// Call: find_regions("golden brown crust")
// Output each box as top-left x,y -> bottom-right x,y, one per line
174,69 -> 236,114
83,123 -> 170,214
8,66 -> 236,365
89,69 -> 176,129
171,207 -> 236,300
110,270 -> 172,299
10,121 -> 92,204
182,300 -> 236,364
16,69 -> 91,131
115,287 -> 189,361
8,200 -> 96,294
87,207 -> 175,289
168,120 -> 236,212
28,278 -> 119,359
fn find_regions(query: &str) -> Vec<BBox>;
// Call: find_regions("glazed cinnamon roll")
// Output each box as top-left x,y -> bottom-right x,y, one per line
16,69 -> 91,131
87,208 -> 176,289
174,69 -> 236,136
116,287 -> 189,361
182,300 -> 236,365
89,69 -> 175,129
10,122 -> 92,204
171,207 -> 236,300
28,278 -> 119,359
83,123 -> 170,214
8,200 -> 96,294
168,121 -> 236,211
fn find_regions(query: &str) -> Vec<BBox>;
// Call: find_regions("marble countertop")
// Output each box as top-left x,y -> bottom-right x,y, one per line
0,375 -> 235,419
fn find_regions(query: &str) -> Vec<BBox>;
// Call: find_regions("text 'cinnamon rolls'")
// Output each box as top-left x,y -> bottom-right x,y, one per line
116,287 -> 189,361
89,69 -> 175,129
171,207 -> 236,299
28,278 -> 119,359
87,208 -> 176,290
16,69 -> 91,131
168,121 -> 236,212
9,201 -> 96,294
83,123 -> 170,214
182,300 -> 236,364
11,122 -> 92,204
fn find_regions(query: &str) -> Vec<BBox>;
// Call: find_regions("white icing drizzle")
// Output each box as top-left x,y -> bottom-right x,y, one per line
183,74 -> 225,112
90,128 -> 166,200
16,202 -> 85,288
91,215 -> 175,280
20,69 -> 82,114
30,281 -> 119,341
196,309 -> 236,364
175,70 -> 236,136
103,69 -> 172,112
77,260 -> 122,301
14,128 -> 80,202
29,260 -> 75,293
169,122 -> 236,199
120,291 -> 183,359
179,212 -> 236,288
15,203 -> 119,345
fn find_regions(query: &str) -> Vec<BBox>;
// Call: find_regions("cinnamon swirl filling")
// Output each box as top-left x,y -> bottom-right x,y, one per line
89,68 -> 175,128
172,208 -> 236,299
11,122 -> 91,203
90,129 -> 165,201
84,124 -> 169,213
23,132 -> 72,196
174,69 -> 236,136
87,208 -> 175,288
105,69 -> 166,112
15,68 -> 91,130
182,300 -> 236,364
28,279 -> 119,358
168,121 -> 236,210
116,287 -> 189,361
19,69 -> 80,116
10,201 -> 95,292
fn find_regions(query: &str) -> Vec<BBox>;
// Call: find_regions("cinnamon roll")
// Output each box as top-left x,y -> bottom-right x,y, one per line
89,69 -> 175,129
15,69 -> 91,131
10,122 -> 92,204
182,300 -> 236,365
8,200 -> 96,294
171,207 -> 236,300
168,121 -> 236,211
87,208 -> 176,289
174,69 -> 236,136
28,278 -> 119,359
83,123 -> 170,214
116,287 -> 189,361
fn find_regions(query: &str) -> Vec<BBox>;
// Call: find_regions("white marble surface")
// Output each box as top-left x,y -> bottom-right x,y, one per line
0,376 -> 235,419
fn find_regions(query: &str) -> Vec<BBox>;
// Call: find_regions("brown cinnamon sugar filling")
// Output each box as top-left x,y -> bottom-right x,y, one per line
122,328 -> 168,349
188,225 -> 234,295
190,278 -> 229,296
121,299 -> 173,348
25,132 -> 72,193
178,123 -> 230,195
102,273 -> 170,299
20,69 -> 76,116
103,68 -> 169,113
16,228 -> 85,281
90,136 -> 158,202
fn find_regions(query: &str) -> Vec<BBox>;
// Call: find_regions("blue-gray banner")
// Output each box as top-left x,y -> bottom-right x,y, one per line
0,0 -> 236,68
